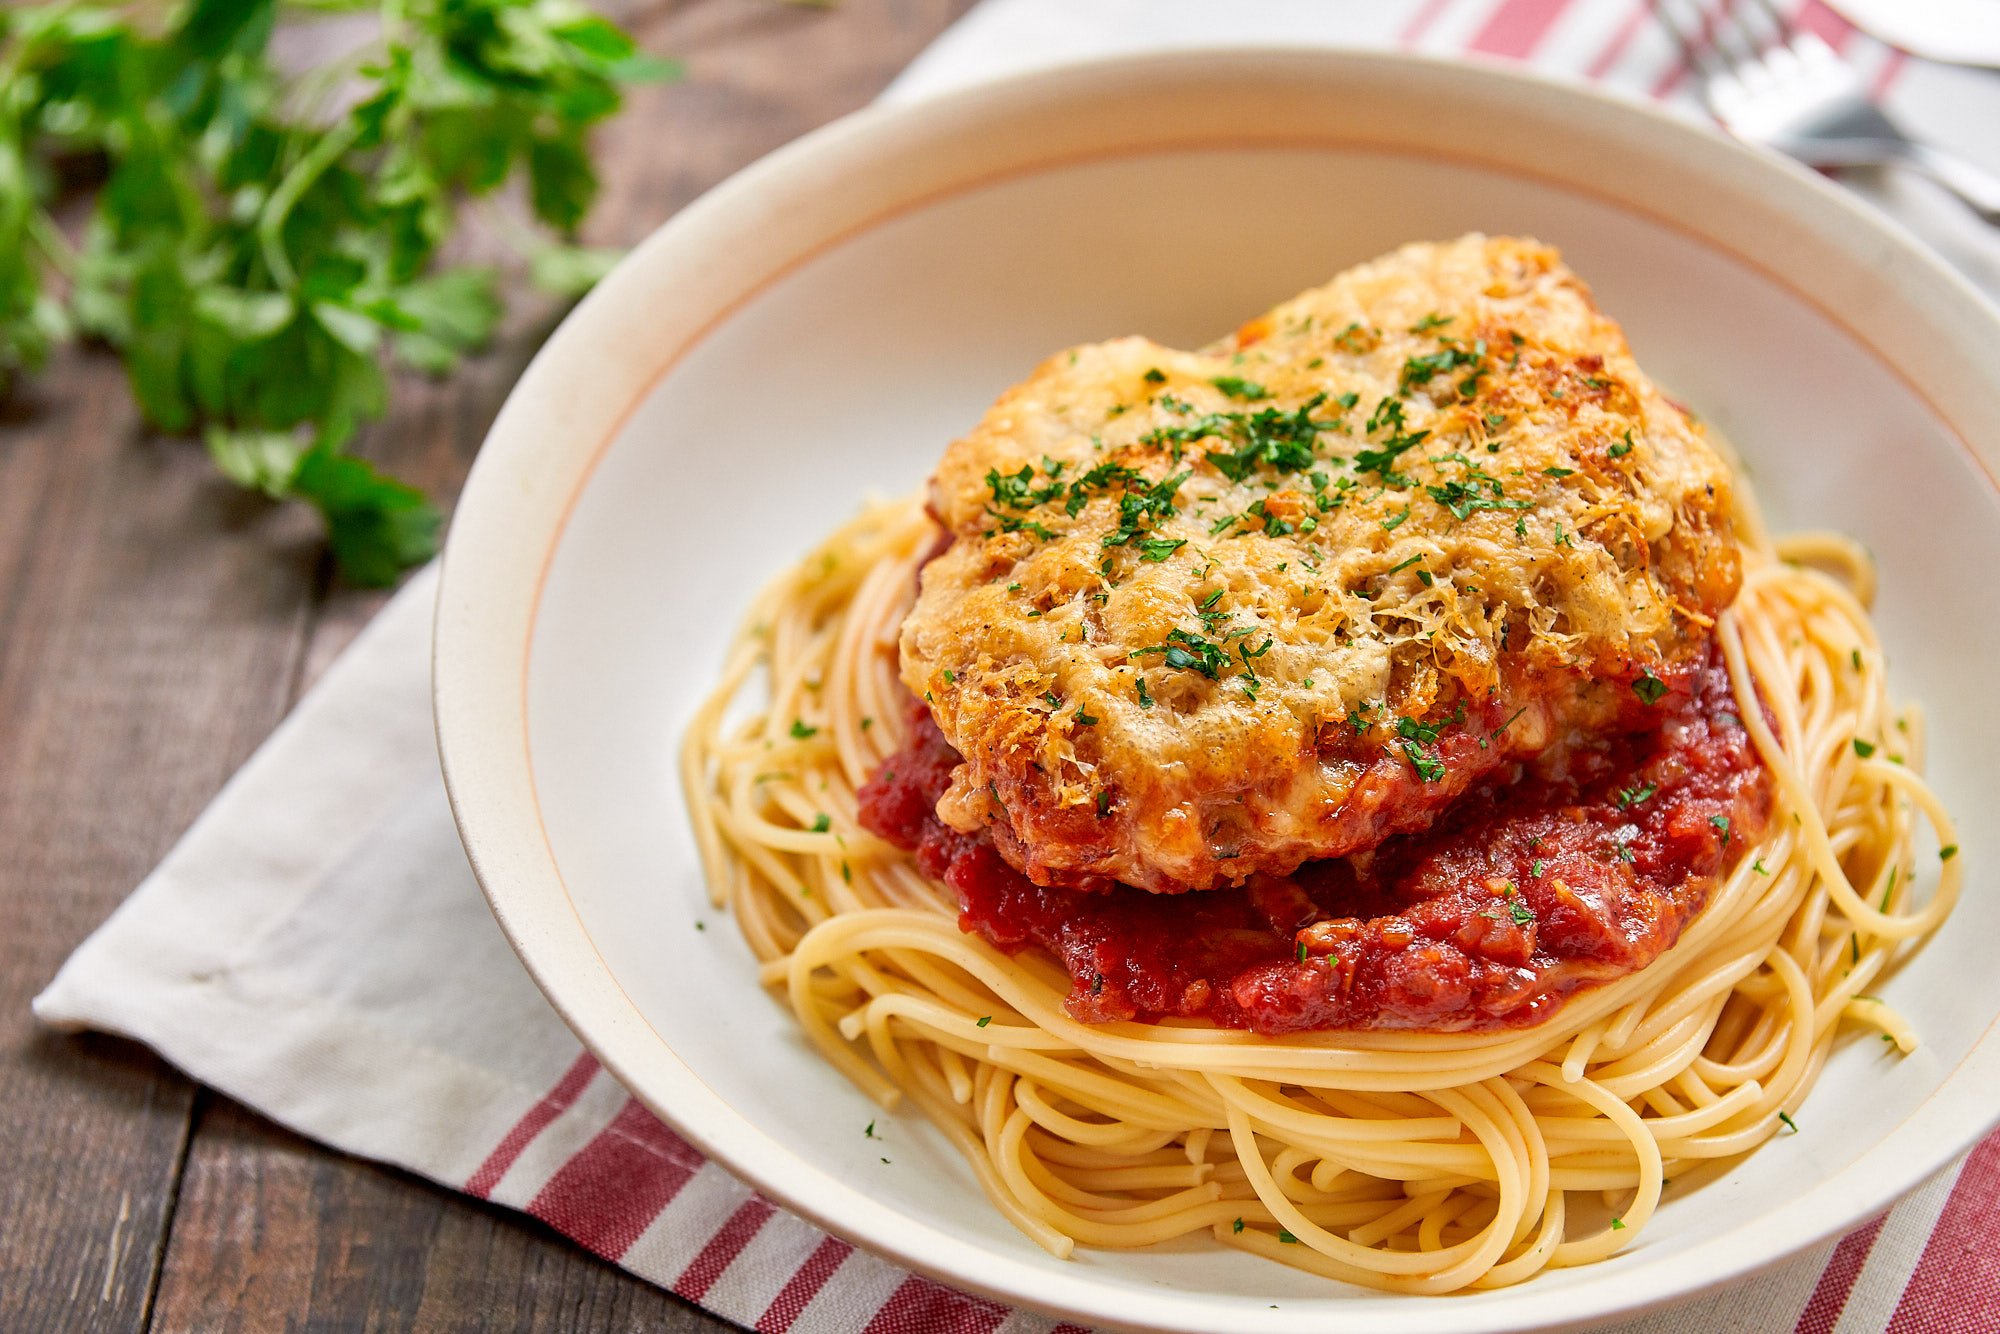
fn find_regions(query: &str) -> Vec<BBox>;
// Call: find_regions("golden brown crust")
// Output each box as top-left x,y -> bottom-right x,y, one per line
899,235 -> 1741,893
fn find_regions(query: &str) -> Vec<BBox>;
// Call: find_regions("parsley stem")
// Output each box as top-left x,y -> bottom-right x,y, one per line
258,118 -> 363,290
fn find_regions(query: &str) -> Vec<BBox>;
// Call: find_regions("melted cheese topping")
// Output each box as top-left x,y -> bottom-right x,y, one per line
899,235 -> 1741,893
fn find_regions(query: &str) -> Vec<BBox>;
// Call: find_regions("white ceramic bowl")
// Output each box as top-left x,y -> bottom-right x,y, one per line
433,50 -> 2000,1333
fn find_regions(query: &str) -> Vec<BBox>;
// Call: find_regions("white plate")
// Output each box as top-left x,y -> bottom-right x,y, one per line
433,50 -> 2000,1334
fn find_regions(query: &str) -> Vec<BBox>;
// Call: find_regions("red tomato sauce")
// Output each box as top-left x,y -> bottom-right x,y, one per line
858,644 -> 1772,1034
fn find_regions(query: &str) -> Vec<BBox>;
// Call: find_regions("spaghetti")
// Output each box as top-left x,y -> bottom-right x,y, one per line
682,485 -> 1958,1293
688,464 -> 1968,1296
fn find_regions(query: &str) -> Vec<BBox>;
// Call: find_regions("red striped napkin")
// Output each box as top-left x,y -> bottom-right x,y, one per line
37,2 -> 2000,1330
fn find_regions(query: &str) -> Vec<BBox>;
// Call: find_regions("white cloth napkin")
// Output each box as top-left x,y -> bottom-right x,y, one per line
38,3 -> 2000,1332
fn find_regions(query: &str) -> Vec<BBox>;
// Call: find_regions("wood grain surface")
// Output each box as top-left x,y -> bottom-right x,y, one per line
0,2 -> 972,1329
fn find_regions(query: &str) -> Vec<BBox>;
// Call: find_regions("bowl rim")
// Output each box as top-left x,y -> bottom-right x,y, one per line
433,46 -> 2000,1334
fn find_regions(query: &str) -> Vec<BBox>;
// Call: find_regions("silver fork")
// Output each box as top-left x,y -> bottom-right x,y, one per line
1656,0 -> 2000,223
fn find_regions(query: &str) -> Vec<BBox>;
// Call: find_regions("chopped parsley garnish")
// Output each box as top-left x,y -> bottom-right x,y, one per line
1508,900 -> 1535,927
1142,367 -> 1166,383
1852,648 -> 1863,671
789,720 -> 818,739
1617,781 -> 1658,809
1611,1217 -> 1626,1231
1426,477 -> 1530,521
1609,430 -> 1635,459
976,1015 -> 992,1027
1096,790 -> 1112,817
1542,466 -> 1575,478
1614,842 -> 1636,863
1065,460 -> 1145,517
1399,341 -> 1483,393
984,462 -> 1065,510
1098,470 -> 1190,547
1232,1218 -> 1246,1234
1853,738 -> 1877,758
1381,504 -> 1411,532
1632,669 -> 1668,705
1410,312 -> 1453,333
1396,713 -> 1448,745
1530,859 -> 1546,878
1135,677 -> 1154,709
1278,1230 -> 1299,1244
864,1120 -> 877,1138
1295,940 -> 1308,963
1400,739 -> 1445,782
1210,375 -> 1270,400
1074,708 -> 1099,727
1778,1111 -> 1798,1133
1942,845 -> 1959,861
1385,554 -> 1423,577
1753,857 -> 1768,875
810,813 -> 831,833
1133,628 -> 1231,679
1151,394 -> 1339,482
1139,536 -> 1186,562
1354,397 -> 1429,484
1711,814 -> 1731,845
986,463 -> 1035,507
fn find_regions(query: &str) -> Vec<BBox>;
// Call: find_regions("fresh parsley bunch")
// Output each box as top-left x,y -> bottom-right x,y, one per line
0,0 -> 672,584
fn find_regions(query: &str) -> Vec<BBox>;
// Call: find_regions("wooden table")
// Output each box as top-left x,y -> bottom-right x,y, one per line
0,2 -> 972,1327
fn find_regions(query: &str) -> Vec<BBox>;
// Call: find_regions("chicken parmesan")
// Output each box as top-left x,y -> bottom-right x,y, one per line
901,235 -> 1741,896
686,233 -> 1957,1293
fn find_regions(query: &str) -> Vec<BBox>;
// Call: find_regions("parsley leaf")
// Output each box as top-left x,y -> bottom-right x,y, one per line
1121,472 -> 1190,542
1133,628 -> 1232,679
1210,375 -> 1269,400
1399,739 -> 1444,782
1616,781 -> 1657,809
1354,397 -> 1428,485
1399,342 -> 1482,392
0,0 -> 669,585
1145,394 -> 1336,482
1426,478 -> 1530,521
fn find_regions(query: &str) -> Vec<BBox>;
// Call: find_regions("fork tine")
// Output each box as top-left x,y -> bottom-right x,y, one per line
1702,0 -> 1765,70
1745,0 -> 1795,46
1650,0 -> 1724,80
